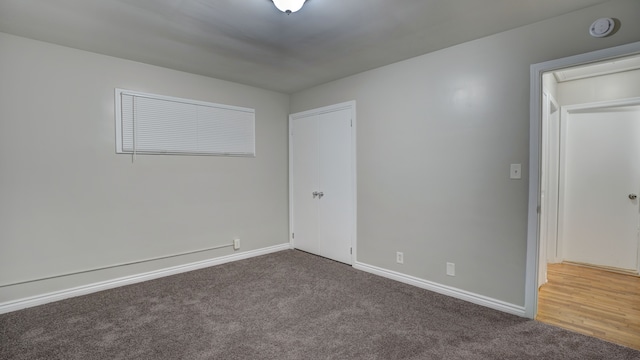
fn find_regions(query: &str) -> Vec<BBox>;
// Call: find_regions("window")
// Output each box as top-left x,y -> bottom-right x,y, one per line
115,89 -> 255,156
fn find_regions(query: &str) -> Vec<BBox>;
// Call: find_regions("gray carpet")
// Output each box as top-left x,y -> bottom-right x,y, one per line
1,250 -> 639,359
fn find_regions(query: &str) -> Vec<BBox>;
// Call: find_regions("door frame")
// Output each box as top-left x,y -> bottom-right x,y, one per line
525,41 -> 640,319
288,101 -> 358,263
538,90 -> 560,289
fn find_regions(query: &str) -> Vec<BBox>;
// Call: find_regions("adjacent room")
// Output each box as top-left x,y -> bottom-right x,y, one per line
535,54 -> 640,349
1,0 -> 640,358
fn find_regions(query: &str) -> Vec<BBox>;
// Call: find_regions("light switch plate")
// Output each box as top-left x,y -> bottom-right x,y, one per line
510,164 -> 522,179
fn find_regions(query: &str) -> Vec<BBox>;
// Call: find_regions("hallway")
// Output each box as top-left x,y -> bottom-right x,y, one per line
537,263 -> 640,350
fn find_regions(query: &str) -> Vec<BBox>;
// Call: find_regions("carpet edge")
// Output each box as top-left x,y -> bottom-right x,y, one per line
353,261 -> 526,317
0,243 -> 292,314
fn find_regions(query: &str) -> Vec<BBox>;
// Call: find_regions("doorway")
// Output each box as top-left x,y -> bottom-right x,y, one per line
540,95 -> 640,276
558,100 -> 640,272
289,101 -> 357,265
538,57 -> 640,283
526,41 -> 640,319
526,42 -> 640,348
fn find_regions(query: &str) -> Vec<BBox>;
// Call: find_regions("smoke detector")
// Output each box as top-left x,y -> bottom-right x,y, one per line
589,18 -> 615,38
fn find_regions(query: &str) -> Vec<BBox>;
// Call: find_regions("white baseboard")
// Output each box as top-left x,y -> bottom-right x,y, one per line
0,243 -> 290,314
353,261 -> 526,317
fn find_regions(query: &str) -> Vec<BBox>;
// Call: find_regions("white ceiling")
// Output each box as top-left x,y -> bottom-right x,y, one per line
0,0 -> 611,93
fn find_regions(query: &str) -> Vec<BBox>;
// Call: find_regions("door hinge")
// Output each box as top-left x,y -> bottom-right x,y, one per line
350,118 -> 353,127
292,233 -> 295,239
537,205 -> 541,214
350,247 -> 352,254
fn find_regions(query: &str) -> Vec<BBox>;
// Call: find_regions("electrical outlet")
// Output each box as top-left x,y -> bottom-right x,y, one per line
446,262 -> 455,276
233,238 -> 240,250
396,252 -> 404,264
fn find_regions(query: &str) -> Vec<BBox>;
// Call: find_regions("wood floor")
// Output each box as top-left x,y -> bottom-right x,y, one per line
537,263 -> 640,350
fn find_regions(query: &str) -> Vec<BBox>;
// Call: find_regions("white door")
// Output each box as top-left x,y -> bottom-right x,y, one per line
291,114 -> 319,255
318,109 -> 353,264
560,103 -> 640,271
290,103 -> 355,265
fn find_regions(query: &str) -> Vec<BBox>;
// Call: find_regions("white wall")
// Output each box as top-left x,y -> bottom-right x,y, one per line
290,0 -> 640,306
0,32 -> 290,303
558,68 -> 640,106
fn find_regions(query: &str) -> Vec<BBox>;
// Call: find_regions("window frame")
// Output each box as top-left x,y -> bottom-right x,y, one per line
114,88 -> 256,157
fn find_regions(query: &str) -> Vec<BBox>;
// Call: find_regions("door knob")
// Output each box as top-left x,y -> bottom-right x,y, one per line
630,194 -> 638,200
318,192 -> 324,199
312,191 -> 319,198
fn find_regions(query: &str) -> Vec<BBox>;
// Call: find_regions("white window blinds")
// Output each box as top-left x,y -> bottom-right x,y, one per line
115,89 -> 255,156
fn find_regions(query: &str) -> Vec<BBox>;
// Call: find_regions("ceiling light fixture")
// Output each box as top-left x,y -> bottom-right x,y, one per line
272,0 -> 306,14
